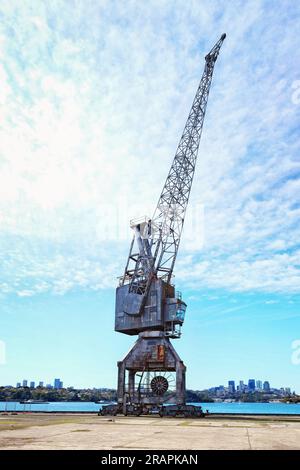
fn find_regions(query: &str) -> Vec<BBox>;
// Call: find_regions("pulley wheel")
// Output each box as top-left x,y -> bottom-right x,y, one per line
150,375 -> 169,395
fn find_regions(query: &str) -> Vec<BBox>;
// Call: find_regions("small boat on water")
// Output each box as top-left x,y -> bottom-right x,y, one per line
19,400 -> 49,404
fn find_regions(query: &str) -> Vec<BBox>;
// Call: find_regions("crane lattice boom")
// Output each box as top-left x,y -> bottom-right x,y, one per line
119,34 -> 226,317
152,33 -> 226,283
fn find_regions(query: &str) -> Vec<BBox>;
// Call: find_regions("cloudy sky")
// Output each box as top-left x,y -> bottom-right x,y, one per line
1,0 -> 300,392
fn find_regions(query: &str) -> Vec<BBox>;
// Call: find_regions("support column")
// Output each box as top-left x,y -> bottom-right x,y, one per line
128,370 -> 135,403
176,360 -> 186,405
117,361 -> 126,404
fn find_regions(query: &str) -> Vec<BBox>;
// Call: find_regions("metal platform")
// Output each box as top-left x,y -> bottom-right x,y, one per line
99,403 -> 207,418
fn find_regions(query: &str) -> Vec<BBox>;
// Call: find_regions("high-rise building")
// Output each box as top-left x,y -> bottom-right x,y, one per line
239,380 -> 244,392
263,381 -> 270,392
22,379 -> 28,387
38,381 -> 44,387
46,384 -> 53,389
256,380 -> 262,390
30,381 -> 35,388
54,378 -> 63,389
248,379 -> 255,391
16,382 -> 21,388
215,386 -> 225,397
228,380 -> 235,393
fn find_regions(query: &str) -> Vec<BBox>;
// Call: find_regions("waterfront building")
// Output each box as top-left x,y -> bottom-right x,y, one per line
54,378 -> 63,389
263,381 -> 270,392
256,380 -> 262,390
248,379 -> 255,391
228,380 -> 235,393
22,379 -> 28,387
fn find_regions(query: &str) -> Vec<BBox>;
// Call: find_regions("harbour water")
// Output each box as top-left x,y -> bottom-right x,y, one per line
1,401 -> 300,414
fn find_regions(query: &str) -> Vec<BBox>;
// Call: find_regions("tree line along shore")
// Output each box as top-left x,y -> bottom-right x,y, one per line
1,386 -> 299,403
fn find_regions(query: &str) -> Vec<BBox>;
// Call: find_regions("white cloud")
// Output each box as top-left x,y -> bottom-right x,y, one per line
0,0 -> 299,296
17,290 -> 35,297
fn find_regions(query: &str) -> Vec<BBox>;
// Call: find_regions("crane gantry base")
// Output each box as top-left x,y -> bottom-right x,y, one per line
116,330 -> 186,409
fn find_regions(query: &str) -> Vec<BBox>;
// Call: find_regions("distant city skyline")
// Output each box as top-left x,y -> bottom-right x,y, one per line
12,378 -> 64,390
2,376 -> 293,394
209,378 -> 293,395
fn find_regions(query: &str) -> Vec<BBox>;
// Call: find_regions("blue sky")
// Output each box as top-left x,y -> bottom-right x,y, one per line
0,0 -> 300,391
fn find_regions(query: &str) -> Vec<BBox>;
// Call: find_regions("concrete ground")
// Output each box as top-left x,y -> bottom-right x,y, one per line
0,413 -> 300,450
